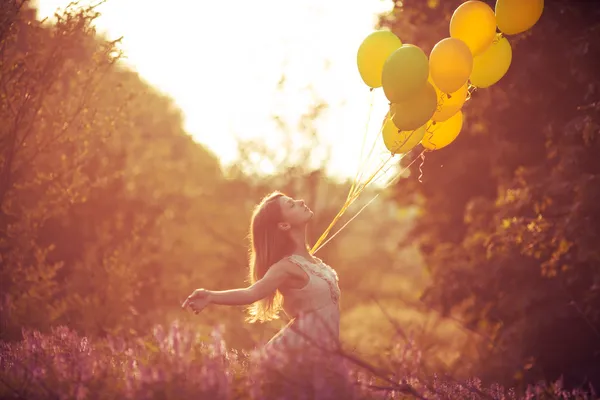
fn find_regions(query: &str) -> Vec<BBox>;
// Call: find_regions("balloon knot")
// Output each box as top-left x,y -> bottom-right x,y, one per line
369,87 -> 374,92
447,93 -> 453,99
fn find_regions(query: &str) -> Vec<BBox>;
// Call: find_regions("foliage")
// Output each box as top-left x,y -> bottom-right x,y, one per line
0,0 -> 237,342
381,0 -> 600,389
0,0 -> 448,360
3,0 -> 597,396
0,323 -> 596,400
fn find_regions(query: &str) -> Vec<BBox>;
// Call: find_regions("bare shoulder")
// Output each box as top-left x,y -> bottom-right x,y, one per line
267,257 -> 307,289
269,257 -> 297,275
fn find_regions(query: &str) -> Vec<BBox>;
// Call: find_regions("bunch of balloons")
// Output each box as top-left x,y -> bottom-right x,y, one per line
357,0 -> 543,154
310,0 -> 544,255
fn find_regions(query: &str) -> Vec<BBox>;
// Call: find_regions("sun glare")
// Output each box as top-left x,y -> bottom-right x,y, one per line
35,0 -> 394,180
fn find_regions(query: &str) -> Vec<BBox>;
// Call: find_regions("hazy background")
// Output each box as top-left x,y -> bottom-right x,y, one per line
2,0 -> 599,393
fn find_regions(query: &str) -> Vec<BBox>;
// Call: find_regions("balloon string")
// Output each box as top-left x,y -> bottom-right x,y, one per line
372,150 -> 412,188
418,152 -> 426,183
313,149 -> 425,254
389,128 -> 416,155
310,193 -> 356,254
423,137 -> 438,152
466,84 -> 477,101
349,153 -> 394,203
314,148 -> 419,254
352,107 -> 388,198
310,153 -> 394,254
312,93 -> 391,254
362,131 -> 424,192
313,193 -> 381,255
348,89 -> 376,201
436,95 -> 445,113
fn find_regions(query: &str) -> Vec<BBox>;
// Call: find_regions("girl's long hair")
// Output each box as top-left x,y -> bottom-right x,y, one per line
246,191 -> 296,323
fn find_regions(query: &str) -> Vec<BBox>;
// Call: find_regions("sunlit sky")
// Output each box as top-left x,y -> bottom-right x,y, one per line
36,0 -> 395,181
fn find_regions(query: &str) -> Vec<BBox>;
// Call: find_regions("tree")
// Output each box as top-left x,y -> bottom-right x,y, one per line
380,0 -> 600,388
0,1 -> 235,341
0,0 -> 123,338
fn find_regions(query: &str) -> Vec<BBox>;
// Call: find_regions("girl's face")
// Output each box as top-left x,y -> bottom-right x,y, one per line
277,195 -> 313,229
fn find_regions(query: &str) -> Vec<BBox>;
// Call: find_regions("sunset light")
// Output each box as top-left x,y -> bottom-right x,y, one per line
37,0 -> 394,179
4,0 -> 598,397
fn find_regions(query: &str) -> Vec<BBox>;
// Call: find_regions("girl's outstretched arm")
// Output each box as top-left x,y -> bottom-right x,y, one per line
183,258 -> 294,308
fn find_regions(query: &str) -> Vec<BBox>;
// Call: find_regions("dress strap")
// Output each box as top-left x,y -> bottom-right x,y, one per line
286,254 -> 312,271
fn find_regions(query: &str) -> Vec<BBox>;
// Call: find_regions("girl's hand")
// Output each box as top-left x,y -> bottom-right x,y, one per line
182,288 -> 211,314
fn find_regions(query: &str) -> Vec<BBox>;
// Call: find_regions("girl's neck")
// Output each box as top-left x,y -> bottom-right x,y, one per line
289,228 -> 311,258
293,246 -> 312,258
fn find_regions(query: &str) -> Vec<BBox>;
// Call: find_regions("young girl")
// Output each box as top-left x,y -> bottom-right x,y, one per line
181,191 -> 341,356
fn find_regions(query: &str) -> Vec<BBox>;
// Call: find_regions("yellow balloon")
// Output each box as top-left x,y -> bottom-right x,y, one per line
428,76 -> 468,122
357,31 -> 403,88
495,0 -> 544,35
429,37 -> 473,94
390,82 -> 437,131
470,34 -> 512,88
382,115 -> 426,155
450,1 -> 497,56
422,111 -> 464,151
382,44 -> 429,103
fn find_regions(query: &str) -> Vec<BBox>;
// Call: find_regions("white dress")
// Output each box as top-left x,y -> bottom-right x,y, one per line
251,255 -> 353,399
263,254 -> 341,357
